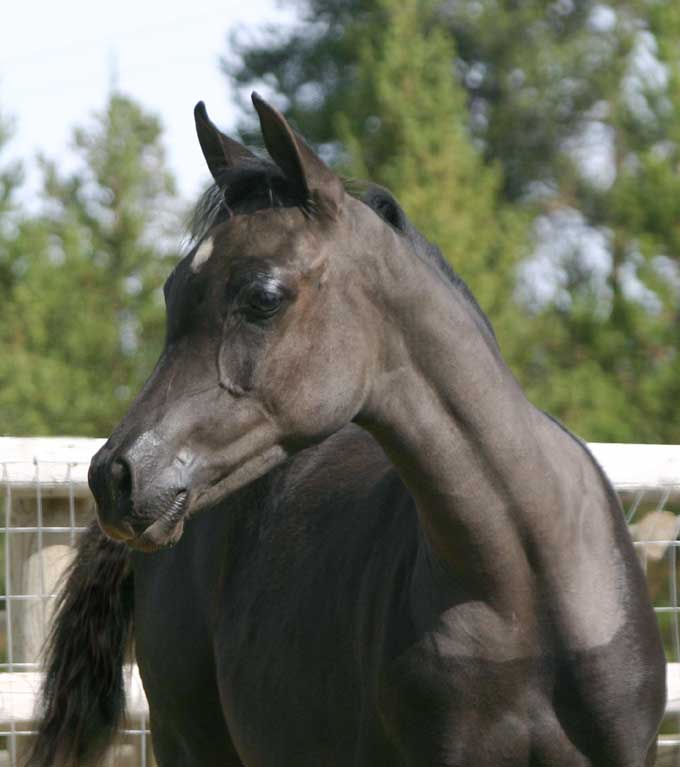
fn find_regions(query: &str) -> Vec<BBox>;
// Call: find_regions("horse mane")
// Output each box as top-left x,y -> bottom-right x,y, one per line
186,161 -> 495,339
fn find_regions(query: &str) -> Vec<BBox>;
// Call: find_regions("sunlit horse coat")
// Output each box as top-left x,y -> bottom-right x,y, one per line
30,95 -> 665,767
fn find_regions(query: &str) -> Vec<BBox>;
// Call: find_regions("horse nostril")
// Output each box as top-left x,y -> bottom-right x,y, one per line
111,457 -> 133,503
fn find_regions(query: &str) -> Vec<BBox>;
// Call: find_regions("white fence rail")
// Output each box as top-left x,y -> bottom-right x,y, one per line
1,437 -> 680,766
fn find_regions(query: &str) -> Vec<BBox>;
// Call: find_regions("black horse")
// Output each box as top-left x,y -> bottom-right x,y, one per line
30,95 -> 665,767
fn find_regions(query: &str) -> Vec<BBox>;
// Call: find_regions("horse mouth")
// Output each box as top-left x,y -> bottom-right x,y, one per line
194,444 -> 289,510
123,445 -> 288,552
130,490 -> 189,552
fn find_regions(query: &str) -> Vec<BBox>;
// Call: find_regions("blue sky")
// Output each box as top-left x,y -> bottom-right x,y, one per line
1,0 -> 296,204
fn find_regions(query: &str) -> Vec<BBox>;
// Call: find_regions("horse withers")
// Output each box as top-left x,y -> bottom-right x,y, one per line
30,95 -> 665,767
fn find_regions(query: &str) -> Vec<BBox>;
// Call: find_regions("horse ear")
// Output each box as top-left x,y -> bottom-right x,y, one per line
194,101 -> 256,182
251,92 -> 344,217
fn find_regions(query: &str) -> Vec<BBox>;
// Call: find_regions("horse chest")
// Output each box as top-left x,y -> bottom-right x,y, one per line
211,579 -> 368,764
213,567 -> 530,765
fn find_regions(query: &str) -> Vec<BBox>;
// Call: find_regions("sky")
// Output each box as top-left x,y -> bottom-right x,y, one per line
0,0 -> 296,205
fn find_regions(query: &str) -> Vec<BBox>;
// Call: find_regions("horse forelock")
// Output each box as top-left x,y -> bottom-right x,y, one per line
186,159 -> 319,247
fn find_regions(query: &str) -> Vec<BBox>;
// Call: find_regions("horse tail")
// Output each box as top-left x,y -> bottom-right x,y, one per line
26,522 -> 134,767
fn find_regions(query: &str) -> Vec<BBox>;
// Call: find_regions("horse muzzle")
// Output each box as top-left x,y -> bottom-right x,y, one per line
129,490 -> 189,551
89,435 -> 193,551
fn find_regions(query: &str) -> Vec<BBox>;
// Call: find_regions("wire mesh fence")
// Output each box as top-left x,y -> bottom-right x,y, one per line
626,488 -> 680,765
0,439 -> 152,767
0,438 -> 679,766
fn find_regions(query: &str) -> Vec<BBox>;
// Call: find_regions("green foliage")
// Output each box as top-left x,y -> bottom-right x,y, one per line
227,0 -> 630,198
337,0 -> 529,355
517,0 -> 680,442
0,94 -> 181,436
0,110 -> 21,222
0,106 -> 23,295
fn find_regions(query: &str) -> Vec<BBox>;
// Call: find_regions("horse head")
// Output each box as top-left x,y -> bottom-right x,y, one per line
88,94 -> 415,550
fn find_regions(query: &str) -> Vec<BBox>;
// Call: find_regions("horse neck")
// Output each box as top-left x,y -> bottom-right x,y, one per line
357,248 -> 621,627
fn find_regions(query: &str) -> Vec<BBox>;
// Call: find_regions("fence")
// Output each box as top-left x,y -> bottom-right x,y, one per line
1,437 -> 680,766
0,439 -> 152,767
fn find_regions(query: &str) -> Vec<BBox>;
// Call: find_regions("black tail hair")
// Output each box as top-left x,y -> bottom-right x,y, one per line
26,522 -> 134,767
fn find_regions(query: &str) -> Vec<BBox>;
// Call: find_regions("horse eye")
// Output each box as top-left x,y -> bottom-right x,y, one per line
242,284 -> 283,320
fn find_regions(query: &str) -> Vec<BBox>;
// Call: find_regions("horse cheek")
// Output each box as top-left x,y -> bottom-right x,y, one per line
276,339 -> 369,442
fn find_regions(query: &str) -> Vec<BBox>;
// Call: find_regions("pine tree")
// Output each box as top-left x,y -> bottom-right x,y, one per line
0,93 -> 182,436
226,0 -> 621,199
335,0 -> 528,345
517,0 -> 680,442
0,106 -> 23,293
0,111 -> 20,209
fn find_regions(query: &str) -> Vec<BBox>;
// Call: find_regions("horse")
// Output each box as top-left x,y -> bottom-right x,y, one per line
29,94 -> 665,767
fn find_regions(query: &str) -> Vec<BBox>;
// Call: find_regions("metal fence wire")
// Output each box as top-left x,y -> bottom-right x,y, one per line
0,441 -> 151,767
0,438 -> 679,767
